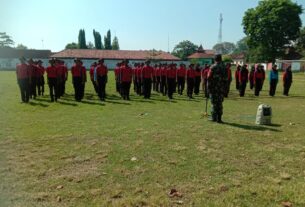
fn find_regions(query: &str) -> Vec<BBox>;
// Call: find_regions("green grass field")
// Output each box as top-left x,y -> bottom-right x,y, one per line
1,71 -> 305,207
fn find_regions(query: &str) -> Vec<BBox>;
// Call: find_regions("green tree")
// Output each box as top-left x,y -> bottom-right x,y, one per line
0,32 -> 14,48
223,55 -> 233,63
234,37 -> 249,54
65,42 -> 79,49
295,27 -> 305,52
172,40 -> 198,60
104,30 -> 112,50
112,36 -> 120,50
87,41 -> 94,49
93,29 -> 103,49
212,42 -> 236,54
243,0 -> 302,62
78,29 -> 87,49
15,44 -> 28,49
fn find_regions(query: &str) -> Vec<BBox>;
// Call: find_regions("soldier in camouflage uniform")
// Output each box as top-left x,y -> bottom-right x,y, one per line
207,54 -> 228,123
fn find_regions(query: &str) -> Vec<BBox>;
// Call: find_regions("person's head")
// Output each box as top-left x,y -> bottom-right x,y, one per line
98,58 -> 104,64
272,64 -> 277,70
237,65 -> 241,70
145,60 -> 151,66
37,60 -> 43,66
189,63 -> 194,69
286,66 -> 291,71
19,57 -> 26,64
28,58 -> 34,65
214,54 -> 222,63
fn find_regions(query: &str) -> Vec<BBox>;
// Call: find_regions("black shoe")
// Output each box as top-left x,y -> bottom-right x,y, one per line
217,115 -> 224,123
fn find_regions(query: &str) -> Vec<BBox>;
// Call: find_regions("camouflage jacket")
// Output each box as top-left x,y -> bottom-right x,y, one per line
207,62 -> 227,95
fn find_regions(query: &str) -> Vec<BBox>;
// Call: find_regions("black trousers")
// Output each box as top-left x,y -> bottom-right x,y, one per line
194,76 -> 201,95
239,81 -> 247,97
30,77 -> 37,99
152,77 -> 156,91
269,79 -> 278,96
18,78 -> 30,102
187,78 -> 195,98
62,80 -> 66,95
236,79 -> 240,90
249,80 -> 254,90
160,76 -> 167,96
137,79 -> 142,95
133,79 -> 137,93
37,76 -> 45,96
97,75 -> 107,101
57,78 -> 64,98
121,82 -> 131,100
91,80 -> 98,94
167,78 -> 175,99
177,77 -> 185,95
73,77 -> 85,101
143,78 -> 152,99
203,79 -> 208,98
48,77 -> 58,102
224,80 -> 231,98
156,76 -> 161,92
254,79 -> 263,96
283,82 -> 292,96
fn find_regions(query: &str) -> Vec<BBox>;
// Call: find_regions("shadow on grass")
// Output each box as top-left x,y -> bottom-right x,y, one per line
105,100 -> 131,105
224,122 -> 281,132
29,101 -> 49,107
57,100 -> 78,107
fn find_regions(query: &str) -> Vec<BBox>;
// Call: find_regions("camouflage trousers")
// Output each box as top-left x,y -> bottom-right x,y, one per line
210,94 -> 224,116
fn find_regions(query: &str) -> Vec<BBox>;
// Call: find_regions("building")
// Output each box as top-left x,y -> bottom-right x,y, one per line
51,49 -> 182,69
230,53 -> 246,66
0,48 -> 52,69
187,46 -> 215,65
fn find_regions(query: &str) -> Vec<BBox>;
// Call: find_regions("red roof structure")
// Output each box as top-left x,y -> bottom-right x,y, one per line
187,47 -> 215,59
51,49 -> 180,61
0,48 -> 52,59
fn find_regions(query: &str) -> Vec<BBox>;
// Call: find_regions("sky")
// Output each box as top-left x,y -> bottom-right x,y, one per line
1,0 -> 305,52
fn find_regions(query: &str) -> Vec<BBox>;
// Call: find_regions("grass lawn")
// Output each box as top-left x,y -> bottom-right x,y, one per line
1,70 -> 305,207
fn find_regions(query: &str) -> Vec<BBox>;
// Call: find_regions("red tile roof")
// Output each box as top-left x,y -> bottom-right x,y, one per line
0,48 -> 52,59
188,52 -> 215,59
230,53 -> 245,59
51,49 -> 180,61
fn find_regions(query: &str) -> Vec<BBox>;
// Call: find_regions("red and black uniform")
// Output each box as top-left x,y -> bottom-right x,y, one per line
152,66 -> 157,91
239,66 -> 249,97
166,65 -> 176,99
114,65 -> 121,94
136,65 -> 143,95
160,65 -> 168,96
194,66 -> 202,95
120,64 -> 133,100
29,63 -> 39,99
56,63 -> 65,98
46,64 -> 59,102
96,63 -> 108,101
224,64 -> 232,97
283,67 -> 293,96
186,66 -> 196,98
132,66 -> 137,93
16,63 -> 31,102
61,63 -> 68,95
141,64 -> 153,99
90,64 -> 98,93
155,66 -> 161,92
249,68 -> 255,90
71,63 -> 87,101
36,64 -> 45,96
235,66 -> 241,90
254,67 -> 265,96
176,65 -> 186,95
202,66 -> 210,98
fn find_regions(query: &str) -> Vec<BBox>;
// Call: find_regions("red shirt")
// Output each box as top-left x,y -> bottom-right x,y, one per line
56,65 -> 64,77
187,69 -> 196,79
161,67 -> 167,77
235,69 -> 240,80
177,67 -> 186,77
239,69 -> 249,82
46,66 -> 58,78
142,66 -> 153,79
155,67 -> 161,77
38,65 -> 45,77
226,67 -> 232,81
195,69 -> 201,77
16,63 -> 30,79
89,66 -> 95,80
121,66 -> 133,82
202,68 -> 209,80
167,68 -> 176,78
96,64 -> 108,76
71,64 -> 86,77
114,67 -> 120,78
254,70 -> 265,81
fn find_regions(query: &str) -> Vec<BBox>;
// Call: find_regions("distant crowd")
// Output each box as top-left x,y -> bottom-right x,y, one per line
15,57 -> 293,103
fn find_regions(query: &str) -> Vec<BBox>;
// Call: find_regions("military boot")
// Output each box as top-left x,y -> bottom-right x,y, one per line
217,114 -> 224,124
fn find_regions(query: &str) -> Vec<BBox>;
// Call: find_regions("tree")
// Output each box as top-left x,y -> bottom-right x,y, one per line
87,41 -> 94,49
104,30 -> 112,50
112,36 -> 120,50
0,32 -> 14,48
15,44 -> 28,50
243,0 -> 303,62
93,29 -> 103,49
234,37 -> 249,54
295,27 -> 305,52
78,29 -> 87,49
212,42 -> 236,54
172,40 -> 198,60
223,55 -> 233,63
65,42 -> 79,49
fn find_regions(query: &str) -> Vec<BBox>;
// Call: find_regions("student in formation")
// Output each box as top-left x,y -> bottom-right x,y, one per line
16,57 -> 31,103
176,63 -> 186,95
160,64 -> 168,96
238,65 -> 249,97
166,63 -> 177,100
95,59 -> 108,101
269,65 -> 279,97
224,63 -> 232,98
71,58 -> 87,102
249,65 -> 255,90
235,65 -> 241,90
89,62 -> 98,94
194,64 -> 202,95
283,66 -> 293,96
36,60 -> 45,96
186,63 -> 196,99
253,65 -> 265,96
46,59 -> 59,102
120,60 -> 133,100
141,60 -> 154,99
201,64 -> 210,98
